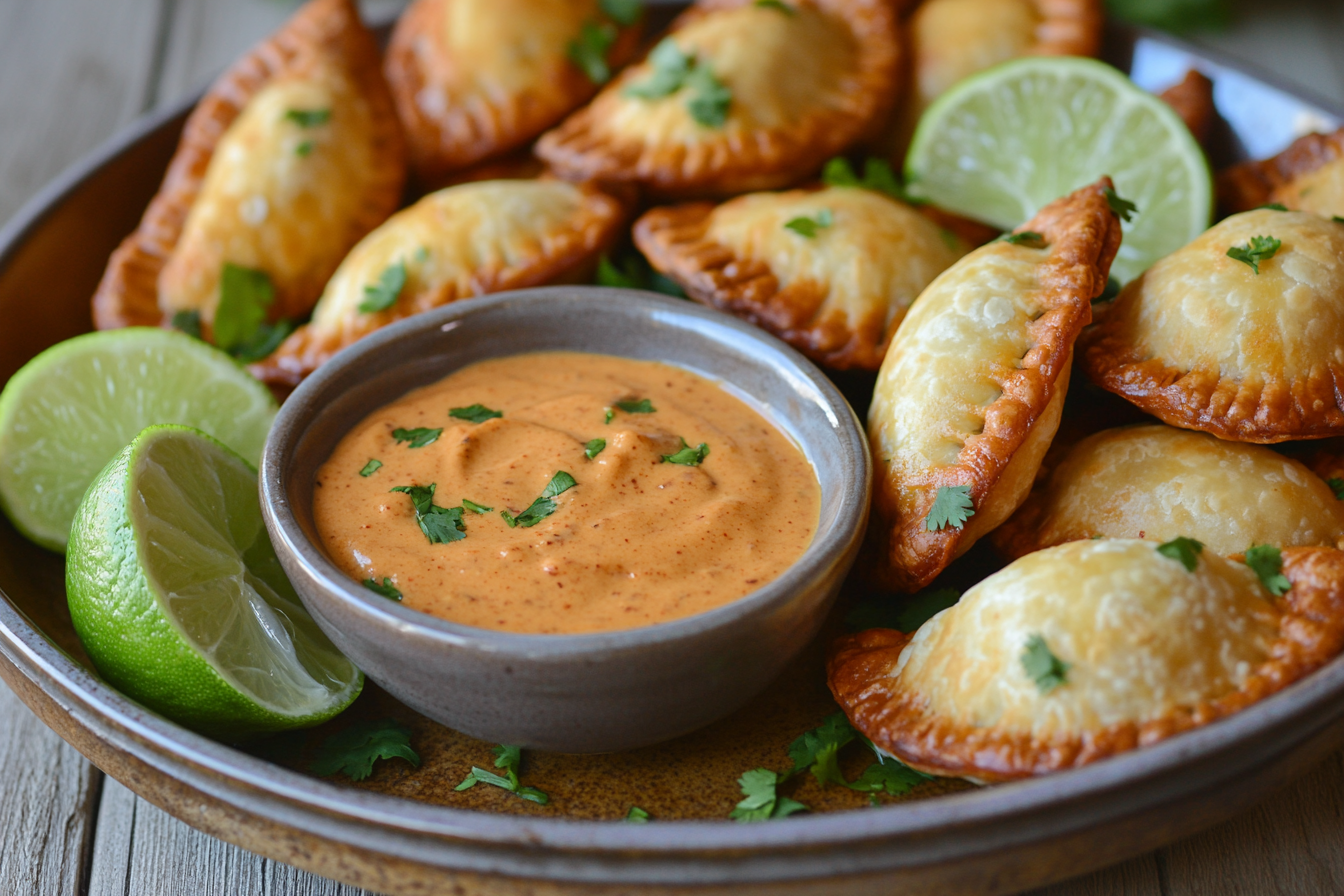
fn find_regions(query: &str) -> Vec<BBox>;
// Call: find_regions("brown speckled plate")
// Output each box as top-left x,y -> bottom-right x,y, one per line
3,16 -> 1344,896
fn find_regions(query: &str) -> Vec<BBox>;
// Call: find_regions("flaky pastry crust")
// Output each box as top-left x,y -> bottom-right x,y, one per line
535,0 -> 901,197
1218,128 -> 1344,217
385,0 -> 641,187
91,0 -> 404,336
1081,209 -> 1344,443
251,179 -> 627,386
633,186 -> 966,369
829,541 -> 1344,782
867,178 -> 1122,591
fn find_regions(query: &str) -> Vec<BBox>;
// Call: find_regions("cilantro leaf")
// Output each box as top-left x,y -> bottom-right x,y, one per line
501,471 -> 576,527
296,140 -> 315,157
600,0 -> 643,24
1328,477 -> 1344,500
543,470 -> 578,498
455,744 -> 550,805
1227,235 -> 1281,274
310,719 -> 420,781
624,38 -> 692,100
999,230 -> 1047,248
597,255 -> 642,289
568,20 -> 617,84
844,587 -> 959,633
1334,217 -> 1344,226
594,253 -> 685,296
730,768 -> 807,822
391,483 -> 467,544
462,499 -> 492,514
229,319 -> 294,363
615,398 -> 655,414
685,64 -> 731,127
661,438 -> 709,466
1258,203 -> 1289,212
821,157 -> 863,188
925,485 -> 974,532
358,261 -> 407,314
214,262 -> 274,353
1244,544 -> 1291,596
754,0 -> 795,12
392,426 -> 443,448
822,156 -> 912,202
1103,0 -> 1230,34
1103,186 -> 1138,222
783,209 -> 834,238
363,577 -> 402,601
785,712 -> 856,787
1094,276 -> 1122,305
449,404 -> 503,424
626,805 -> 651,822
1021,634 -> 1070,693
284,108 -> 331,127
604,408 -> 615,424
359,458 -> 383,477
171,310 -> 202,340
585,438 -> 607,459
1157,535 -> 1203,571
846,759 -> 931,797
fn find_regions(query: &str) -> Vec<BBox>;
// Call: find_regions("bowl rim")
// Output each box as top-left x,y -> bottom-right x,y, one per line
260,286 -> 872,654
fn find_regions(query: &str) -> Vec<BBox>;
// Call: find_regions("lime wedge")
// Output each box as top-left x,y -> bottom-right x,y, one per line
904,56 -> 1212,283
0,328 -> 276,552
66,425 -> 361,737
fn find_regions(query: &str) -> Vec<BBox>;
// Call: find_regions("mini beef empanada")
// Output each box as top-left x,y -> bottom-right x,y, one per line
633,186 -> 967,369
868,179 -> 1122,591
993,424 -> 1344,560
251,179 -> 626,386
1218,128 -> 1344,218
829,539 -> 1344,781
535,0 -> 900,196
385,0 -> 642,186
1082,209 -> 1344,443
93,0 -> 405,346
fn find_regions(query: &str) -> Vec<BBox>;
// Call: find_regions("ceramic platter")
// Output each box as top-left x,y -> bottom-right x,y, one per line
2,12 -> 1343,895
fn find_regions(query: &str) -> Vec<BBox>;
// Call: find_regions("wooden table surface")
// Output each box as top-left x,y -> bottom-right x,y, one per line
2,1 -> 1344,893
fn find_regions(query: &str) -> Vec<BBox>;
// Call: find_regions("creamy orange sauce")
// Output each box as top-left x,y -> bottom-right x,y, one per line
313,352 -> 820,634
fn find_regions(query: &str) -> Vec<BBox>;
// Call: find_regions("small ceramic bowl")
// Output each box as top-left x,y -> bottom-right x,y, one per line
260,287 -> 870,753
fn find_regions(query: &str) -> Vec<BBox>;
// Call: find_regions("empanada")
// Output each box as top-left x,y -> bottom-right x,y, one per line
251,179 -> 626,386
829,539 -> 1344,782
93,0 -> 405,344
1218,128 -> 1344,218
535,0 -> 901,197
868,178 -> 1122,591
993,424 -> 1344,560
633,186 -> 967,369
1081,209 -> 1344,443
1159,69 -> 1215,146
385,0 -> 642,187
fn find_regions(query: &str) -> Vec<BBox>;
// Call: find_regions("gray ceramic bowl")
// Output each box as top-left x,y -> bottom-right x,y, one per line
260,287 -> 870,753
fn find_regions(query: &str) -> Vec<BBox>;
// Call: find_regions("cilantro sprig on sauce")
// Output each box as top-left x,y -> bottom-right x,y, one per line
450,404 -> 503,424
661,438 -> 709,466
392,426 -> 442,448
363,577 -> 402,601
501,471 -> 577,528
391,483 -> 467,544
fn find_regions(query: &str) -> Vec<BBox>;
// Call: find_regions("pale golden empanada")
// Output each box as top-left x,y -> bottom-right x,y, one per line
829,539 -> 1344,782
632,186 -> 967,369
251,179 -> 626,386
1081,209 -> 1344,443
868,179 -> 1122,591
535,0 -> 901,197
93,0 -> 405,340
385,0 -> 642,187
1218,129 -> 1344,218
993,424 -> 1344,560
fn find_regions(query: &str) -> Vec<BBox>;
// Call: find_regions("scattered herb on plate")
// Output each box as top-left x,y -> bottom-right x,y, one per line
455,744 -> 549,804
729,768 -> 807,822
501,471 -> 577,528
785,712 -> 856,787
359,458 -> 383,477
310,719 -> 420,781
626,805 -> 651,822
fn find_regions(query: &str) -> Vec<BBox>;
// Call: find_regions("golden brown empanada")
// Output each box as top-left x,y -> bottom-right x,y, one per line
1159,69 -> 1215,146
993,424 -> 1344,560
829,539 -> 1344,782
868,178 -> 1122,591
1218,128 -> 1344,218
1081,209 -> 1344,443
535,0 -> 901,197
385,0 -> 642,187
93,0 -> 405,342
251,179 -> 626,386
632,186 -> 967,369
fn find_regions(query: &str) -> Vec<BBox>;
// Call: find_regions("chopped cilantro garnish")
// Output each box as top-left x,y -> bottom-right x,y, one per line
1103,186 -> 1138,222
1258,203 -> 1288,211
685,65 -> 731,127
785,712 -> 856,787
171,309 -> 202,340
1245,544 -> 1291,596
626,805 -> 651,822
597,255 -> 641,289
1021,634 -> 1069,693
501,471 -> 576,528
925,485 -> 974,532
783,209 -> 834,238
624,38 -> 730,127
390,483 -> 466,544
999,230 -> 1047,248
543,470 -> 578,497
847,758 -> 932,798
844,587 -> 959,632
729,768 -> 807,822
284,108 -> 331,127
449,404 -> 503,424
461,499 -> 492,514
594,253 -> 685,296
310,719 -> 419,781
363,577 -> 402,601
1328,477 -> 1344,500
661,438 -> 709,466
455,744 -> 549,805
754,0 -> 795,11
1103,0 -> 1229,34
615,398 -> 655,414
358,260 -> 407,314
1227,235 -> 1281,274
600,0 -> 643,24
1094,276 -> 1122,304
295,140 -> 315,157
229,319 -> 294,363
585,438 -> 607,459
1334,216 -> 1344,225
214,262 -> 274,354
568,20 -> 618,84
359,458 -> 383,477
392,426 -> 442,448
820,157 -> 910,202
604,408 -> 615,424
1157,535 -> 1203,571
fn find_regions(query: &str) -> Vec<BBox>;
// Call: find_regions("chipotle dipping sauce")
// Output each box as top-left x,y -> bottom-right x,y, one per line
313,351 -> 820,634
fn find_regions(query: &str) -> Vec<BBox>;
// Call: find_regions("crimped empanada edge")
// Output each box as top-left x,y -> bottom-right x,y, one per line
1216,127 -> 1344,214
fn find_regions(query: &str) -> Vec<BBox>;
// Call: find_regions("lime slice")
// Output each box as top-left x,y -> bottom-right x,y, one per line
66,425 -> 361,737
905,56 -> 1212,283
0,328 -> 276,552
